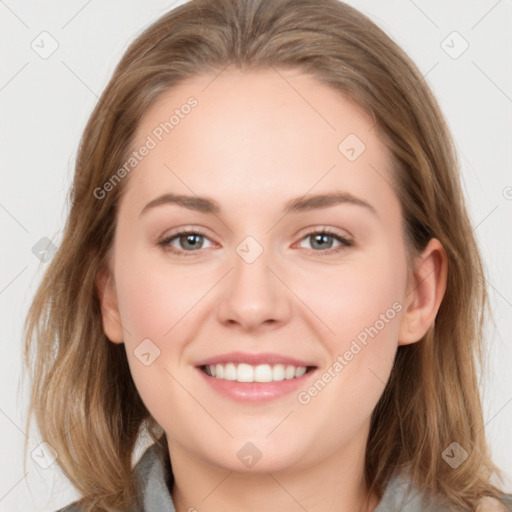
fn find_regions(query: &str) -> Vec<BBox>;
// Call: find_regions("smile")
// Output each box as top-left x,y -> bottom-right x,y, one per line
201,363 -> 310,382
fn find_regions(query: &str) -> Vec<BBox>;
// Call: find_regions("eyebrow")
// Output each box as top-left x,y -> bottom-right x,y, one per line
139,192 -> 378,218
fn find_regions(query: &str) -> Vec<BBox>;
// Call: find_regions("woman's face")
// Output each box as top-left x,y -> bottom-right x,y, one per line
100,68 -> 425,473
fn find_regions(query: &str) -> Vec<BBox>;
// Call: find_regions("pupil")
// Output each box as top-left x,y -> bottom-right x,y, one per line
312,234 -> 332,249
182,234 -> 202,249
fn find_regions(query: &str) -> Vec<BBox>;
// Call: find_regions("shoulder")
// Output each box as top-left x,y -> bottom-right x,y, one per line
54,443 -> 170,512
374,472 -> 452,512
475,495 -> 512,511
375,473 -> 512,512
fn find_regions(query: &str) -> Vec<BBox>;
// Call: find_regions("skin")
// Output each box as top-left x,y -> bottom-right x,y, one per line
97,68 -> 447,512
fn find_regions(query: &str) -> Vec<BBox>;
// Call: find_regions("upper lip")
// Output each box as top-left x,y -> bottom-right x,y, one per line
195,351 -> 317,368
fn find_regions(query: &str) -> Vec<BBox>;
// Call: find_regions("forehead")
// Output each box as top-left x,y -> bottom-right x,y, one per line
124,68 -> 397,219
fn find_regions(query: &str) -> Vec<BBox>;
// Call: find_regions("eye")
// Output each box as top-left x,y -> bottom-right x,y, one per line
157,227 -> 353,257
296,228 -> 353,254
158,229 -> 214,255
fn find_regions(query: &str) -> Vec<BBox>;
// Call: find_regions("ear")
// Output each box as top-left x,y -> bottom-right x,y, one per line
96,265 -> 124,344
398,238 -> 448,346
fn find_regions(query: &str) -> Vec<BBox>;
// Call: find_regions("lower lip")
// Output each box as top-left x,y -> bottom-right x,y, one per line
196,367 -> 316,402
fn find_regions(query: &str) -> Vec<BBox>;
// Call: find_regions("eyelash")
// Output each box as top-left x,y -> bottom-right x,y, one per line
157,227 -> 353,257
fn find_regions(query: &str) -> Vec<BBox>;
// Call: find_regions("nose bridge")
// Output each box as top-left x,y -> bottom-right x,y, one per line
216,234 -> 292,329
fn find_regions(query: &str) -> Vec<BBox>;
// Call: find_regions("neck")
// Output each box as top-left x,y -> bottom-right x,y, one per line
167,427 -> 380,512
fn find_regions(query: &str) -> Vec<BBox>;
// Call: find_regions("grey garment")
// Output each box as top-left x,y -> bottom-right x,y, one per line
58,443 -> 512,511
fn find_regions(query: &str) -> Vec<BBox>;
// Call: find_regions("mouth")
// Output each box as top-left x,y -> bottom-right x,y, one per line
194,353 -> 318,402
199,363 -> 316,383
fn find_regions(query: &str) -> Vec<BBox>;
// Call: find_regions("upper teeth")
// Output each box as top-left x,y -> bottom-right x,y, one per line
205,363 -> 307,382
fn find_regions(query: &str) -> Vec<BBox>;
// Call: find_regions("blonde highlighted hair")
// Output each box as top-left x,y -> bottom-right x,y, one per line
24,0 -> 506,509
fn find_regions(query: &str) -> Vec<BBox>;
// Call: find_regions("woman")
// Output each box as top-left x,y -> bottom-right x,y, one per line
24,0 -> 511,510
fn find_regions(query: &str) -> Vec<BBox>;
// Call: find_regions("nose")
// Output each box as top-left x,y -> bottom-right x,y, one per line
216,244 -> 293,332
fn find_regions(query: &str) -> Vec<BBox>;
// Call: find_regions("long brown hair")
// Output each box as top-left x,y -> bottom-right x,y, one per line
24,0 -> 505,509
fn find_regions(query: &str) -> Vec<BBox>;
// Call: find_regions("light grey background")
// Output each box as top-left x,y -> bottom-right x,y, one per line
1,1 -> 511,510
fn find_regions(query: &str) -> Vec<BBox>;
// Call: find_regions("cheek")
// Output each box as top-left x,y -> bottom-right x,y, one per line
112,262 -> 198,435
113,249 -> 214,344
111,247 -> 221,429
294,249 -> 406,349
293,248 -> 406,412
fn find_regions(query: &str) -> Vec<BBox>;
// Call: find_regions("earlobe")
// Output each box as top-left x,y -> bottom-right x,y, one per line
398,238 -> 448,346
96,266 -> 124,344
